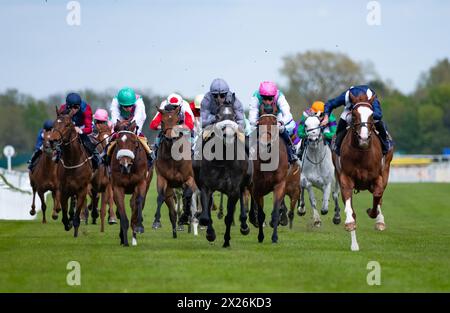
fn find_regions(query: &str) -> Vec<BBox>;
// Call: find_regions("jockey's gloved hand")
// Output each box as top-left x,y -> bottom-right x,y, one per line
278,121 -> 285,133
320,115 -> 329,127
74,127 -> 83,134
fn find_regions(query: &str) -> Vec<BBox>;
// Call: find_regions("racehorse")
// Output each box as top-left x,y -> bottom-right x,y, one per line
298,114 -> 341,227
249,112 -> 289,243
29,129 -> 59,223
333,92 -> 394,251
110,119 -> 152,246
48,109 -> 94,237
153,105 -> 197,239
193,102 -> 251,247
88,122 -> 117,232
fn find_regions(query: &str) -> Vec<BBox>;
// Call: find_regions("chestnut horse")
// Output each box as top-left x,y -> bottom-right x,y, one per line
29,129 -> 59,223
48,110 -> 94,237
333,93 -> 394,251
88,122 -> 117,232
153,106 -> 197,239
110,120 -> 152,246
250,114 -> 289,243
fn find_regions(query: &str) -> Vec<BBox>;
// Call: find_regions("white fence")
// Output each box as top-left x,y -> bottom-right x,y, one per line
0,168 -> 35,220
389,155 -> 450,183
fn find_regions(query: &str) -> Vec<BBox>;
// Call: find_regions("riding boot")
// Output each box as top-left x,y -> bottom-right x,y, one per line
28,149 -> 42,171
375,120 -> 390,155
280,129 -> 298,164
298,139 -> 306,161
81,134 -> 101,170
334,119 -> 348,156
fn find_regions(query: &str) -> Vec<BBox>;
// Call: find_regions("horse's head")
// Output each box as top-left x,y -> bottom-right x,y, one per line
157,105 -> 182,140
114,120 -> 138,174
47,109 -> 76,150
114,119 -> 137,133
215,103 -> 239,145
258,114 -> 278,146
349,92 -> 376,149
304,113 -> 322,146
95,122 -> 112,148
42,129 -> 55,156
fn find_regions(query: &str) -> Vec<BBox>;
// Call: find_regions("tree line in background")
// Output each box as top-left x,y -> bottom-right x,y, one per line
1,51 -> 449,164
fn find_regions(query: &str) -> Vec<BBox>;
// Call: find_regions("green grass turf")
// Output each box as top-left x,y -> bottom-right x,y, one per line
0,182 -> 449,292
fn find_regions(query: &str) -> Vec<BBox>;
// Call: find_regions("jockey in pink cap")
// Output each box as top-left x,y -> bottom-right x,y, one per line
248,81 -> 298,164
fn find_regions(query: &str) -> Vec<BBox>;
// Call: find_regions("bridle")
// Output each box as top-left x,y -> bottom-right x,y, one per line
350,102 -> 375,140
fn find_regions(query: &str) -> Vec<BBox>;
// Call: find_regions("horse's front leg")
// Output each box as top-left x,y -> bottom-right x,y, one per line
271,182 -> 285,243
152,175 -> 167,229
306,183 -> 320,227
239,189 -> 250,236
255,195 -> 265,243
332,177 -> 341,225
223,194 -> 238,248
298,181 -> 306,216
367,176 -> 385,231
51,190 -> 59,220
199,189 -> 215,242
90,189 -> 99,225
73,188 -> 88,238
30,187 -> 37,217
113,186 -> 129,246
321,183 -> 332,215
340,176 -> 358,251
60,194 -> 72,231
38,191 -> 47,224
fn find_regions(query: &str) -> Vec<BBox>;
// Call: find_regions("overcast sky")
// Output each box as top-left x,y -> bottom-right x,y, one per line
1,0 -> 449,104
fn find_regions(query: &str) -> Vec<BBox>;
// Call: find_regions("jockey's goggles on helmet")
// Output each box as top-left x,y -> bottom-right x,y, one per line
213,93 -> 227,99
262,95 -> 274,101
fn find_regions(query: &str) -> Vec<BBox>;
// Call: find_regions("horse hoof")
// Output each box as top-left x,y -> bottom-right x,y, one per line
272,239 -> 278,244
52,214 -> 58,221
222,242 -> 230,248
29,210 -> 36,216
152,221 -> 162,229
279,216 -> 288,226
64,223 -> 73,231
206,232 -> 216,242
367,208 -> 378,219
217,212 -> 224,220
351,243 -> 360,251
333,216 -> 341,225
132,237 -> 137,246
258,237 -> 264,243
173,232 -> 177,239
92,220 -> 97,225
177,225 -> 185,231
321,209 -> 328,215
313,220 -> 322,228
297,208 -> 306,216
269,220 -> 274,228
123,243 -> 129,247
375,223 -> 385,231
240,226 -> 250,236
135,226 -> 144,234
344,222 -> 356,232
108,218 -> 117,225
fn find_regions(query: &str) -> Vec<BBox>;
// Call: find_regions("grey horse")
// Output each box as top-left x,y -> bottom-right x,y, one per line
298,114 -> 341,227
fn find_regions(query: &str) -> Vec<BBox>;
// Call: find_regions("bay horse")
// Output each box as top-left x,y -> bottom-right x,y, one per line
48,109 -> 94,237
29,129 -> 59,223
333,92 -> 394,251
193,103 -> 251,247
88,122 -> 117,232
153,105 -> 196,239
110,119 -> 152,246
298,114 -> 341,227
250,113 -> 289,243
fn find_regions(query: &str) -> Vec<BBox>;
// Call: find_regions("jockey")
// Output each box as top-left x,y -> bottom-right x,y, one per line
297,101 -> 337,160
58,92 -> 102,170
149,93 -> 194,158
27,119 -> 54,171
108,87 -> 153,166
321,85 -> 391,155
201,78 -> 245,129
190,94 -> 203,134
248,81 -> 298,164
92,108 -> 112,133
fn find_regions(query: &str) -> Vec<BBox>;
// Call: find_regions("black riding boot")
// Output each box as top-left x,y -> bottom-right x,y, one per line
334,119 -> 348,156
298,138 -> 306,161
28,149 -> 42,171
280,129 -> 298,164
375,120 -> 390,155
80,134 -> 101,170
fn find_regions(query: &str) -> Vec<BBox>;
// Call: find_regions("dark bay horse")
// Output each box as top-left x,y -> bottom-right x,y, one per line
88,122 -> 117,232
250,114 -> 289,243
29,129 -> 59,223
48,110 -> 94,237
110,120 -> 152,246
333,92 -> 394,251
193,103 -> 251,247
153,105 -> 197,239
